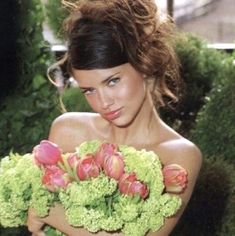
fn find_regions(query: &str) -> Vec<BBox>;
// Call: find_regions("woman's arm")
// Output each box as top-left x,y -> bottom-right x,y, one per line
148,139 -> 202,236
27,118 -> 202,236
28,204 -> 122,236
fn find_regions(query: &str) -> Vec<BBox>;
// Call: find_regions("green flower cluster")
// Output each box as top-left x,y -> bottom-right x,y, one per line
0,153 -> 55,227
0,141 -> 182,236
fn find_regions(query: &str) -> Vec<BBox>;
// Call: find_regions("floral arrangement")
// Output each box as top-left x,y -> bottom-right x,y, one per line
0,140 -> 187,236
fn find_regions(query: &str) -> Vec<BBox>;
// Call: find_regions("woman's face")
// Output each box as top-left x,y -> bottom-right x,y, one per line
72,63 -> 146,127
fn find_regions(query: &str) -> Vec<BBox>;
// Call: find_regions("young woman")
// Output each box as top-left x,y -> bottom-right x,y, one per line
27,0 -> 202,235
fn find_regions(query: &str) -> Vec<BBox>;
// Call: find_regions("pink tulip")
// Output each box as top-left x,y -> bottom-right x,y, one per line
103,152 -> 124,180
95,142 -> 118,167
162,164 -> 188,193
118,173 -> 149,199
119,173 -> 137,193
42,165 -> 72,192
33,140 -> 61,166
76,154 -> 100,181
129,180 -> 149,199
67,153 -> 80,169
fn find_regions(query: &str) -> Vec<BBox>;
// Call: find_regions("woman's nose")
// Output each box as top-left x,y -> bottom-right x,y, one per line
98,91 -> 114,110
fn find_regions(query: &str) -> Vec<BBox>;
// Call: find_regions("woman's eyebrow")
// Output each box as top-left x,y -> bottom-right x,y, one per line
79,72 -> 120,89
101,72 -> 120,85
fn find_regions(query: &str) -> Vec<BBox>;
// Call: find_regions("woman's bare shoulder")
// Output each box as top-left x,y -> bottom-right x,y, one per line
48,112 -> 99,152
51,112 -> 98,125
157,137 -> 202,168
155,131 -> 202,190
157,137 -> 202,201
154,120 -> 202,168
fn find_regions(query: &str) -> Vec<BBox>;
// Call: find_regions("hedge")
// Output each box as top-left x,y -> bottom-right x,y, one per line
44,0 -> 67,40
190,54 -> 235,162
0,1 -> 18,100
0,0 -> 60,157
160,34 -> 228,137
172,156 -> 235,236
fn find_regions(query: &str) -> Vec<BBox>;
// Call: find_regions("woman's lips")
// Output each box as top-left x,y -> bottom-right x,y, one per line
104,108 -> 122,120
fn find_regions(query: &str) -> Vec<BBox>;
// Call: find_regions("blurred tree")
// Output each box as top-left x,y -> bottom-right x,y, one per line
0,1 -> 18,101
0,0 -> 60,157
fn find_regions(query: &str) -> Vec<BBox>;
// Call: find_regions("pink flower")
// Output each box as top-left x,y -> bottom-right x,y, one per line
103,152 -> 124,180
76,154 -> 100,181
129,180 -> 149,199
162,164 -> 188,193
33,140 -> 61,166
118,173 -> 149,199
42,165 -> 72,192
95,142 -> 118,167
119,173 -> 137,194
67,153 -> 80,169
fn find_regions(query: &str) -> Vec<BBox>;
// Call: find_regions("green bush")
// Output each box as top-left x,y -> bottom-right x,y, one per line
190,55 -> 235,162
0,226 -> 30,236
45,0 -> 68,40
172,156 -> 235,236
0,0 -> 60,157
160,34 -> 227,137
160,32 -> 226,137
0,2 -> 18,100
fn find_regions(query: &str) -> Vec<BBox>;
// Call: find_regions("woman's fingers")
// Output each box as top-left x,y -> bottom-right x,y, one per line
27,207 -> 45,235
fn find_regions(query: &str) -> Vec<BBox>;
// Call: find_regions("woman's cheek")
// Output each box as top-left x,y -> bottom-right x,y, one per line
117,84 -> 138,101
114,83 -> 129,98
84,96 -> 99,111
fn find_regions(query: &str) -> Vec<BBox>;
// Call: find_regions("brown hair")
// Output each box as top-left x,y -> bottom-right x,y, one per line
56,0 -> 180,108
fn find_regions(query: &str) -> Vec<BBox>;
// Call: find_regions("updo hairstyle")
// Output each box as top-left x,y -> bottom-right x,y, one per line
56,0 -> 181,108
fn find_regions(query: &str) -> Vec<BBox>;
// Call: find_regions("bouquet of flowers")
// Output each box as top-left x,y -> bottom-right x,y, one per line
0,140 -> 187,236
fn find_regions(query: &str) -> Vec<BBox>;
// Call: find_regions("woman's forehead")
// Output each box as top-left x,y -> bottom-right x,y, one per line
72,63 -> 130,82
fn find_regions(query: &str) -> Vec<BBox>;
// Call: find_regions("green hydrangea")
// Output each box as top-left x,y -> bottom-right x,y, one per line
77,140 -> 101,157
0,153 -> 55,227
60,141 -> 182,235
0,140 -> 182,236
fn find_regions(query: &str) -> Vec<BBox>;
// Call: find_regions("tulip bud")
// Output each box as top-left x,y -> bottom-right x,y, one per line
67,153 -> 80,169
118,172 -> 149,199
162,164 -> 188,193
33,140 -> 61,166
95,142 -> 118,167
77,154 -> 100,181
42,165 -> 72,192
103,152 -> 124,180
129,181 -> 149,199
119,173 -> 137,193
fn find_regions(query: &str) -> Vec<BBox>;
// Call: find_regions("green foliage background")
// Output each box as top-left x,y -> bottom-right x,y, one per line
0,0 -> 60,157
191,54 -> 235,163
162,34 -> 227,137
44,0 -> 68,40
172,156 -> 235,236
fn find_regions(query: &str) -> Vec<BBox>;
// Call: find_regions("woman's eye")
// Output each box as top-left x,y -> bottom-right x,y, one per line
80,88 -> 95,95
108,77 -> 120,87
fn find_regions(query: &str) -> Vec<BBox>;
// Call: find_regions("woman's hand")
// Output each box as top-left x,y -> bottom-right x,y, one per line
27,208 -> 45,236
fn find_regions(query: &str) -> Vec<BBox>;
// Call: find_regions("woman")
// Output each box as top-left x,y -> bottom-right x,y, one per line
27,0 -> 202,235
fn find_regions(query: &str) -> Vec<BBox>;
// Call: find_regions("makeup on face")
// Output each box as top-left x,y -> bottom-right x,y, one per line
72,63 -> 146,126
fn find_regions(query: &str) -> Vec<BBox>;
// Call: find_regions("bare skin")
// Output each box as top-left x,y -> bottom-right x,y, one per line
27,63 -> 202,236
